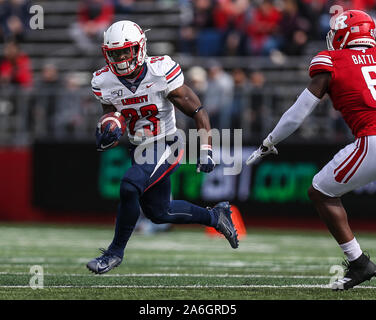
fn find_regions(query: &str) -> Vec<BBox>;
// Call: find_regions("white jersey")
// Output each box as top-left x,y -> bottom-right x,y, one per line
91,55 -> 184,145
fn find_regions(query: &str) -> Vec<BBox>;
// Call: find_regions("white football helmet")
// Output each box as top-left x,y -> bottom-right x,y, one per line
102,20 -> 147,76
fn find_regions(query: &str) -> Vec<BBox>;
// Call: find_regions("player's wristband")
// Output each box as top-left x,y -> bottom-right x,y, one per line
192,106 -> 204,117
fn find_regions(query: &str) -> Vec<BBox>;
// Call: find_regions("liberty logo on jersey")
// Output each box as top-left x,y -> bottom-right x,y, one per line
121,95 -> 148,106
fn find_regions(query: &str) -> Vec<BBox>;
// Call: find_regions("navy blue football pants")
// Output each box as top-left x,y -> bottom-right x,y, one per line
108,136 -> 214,258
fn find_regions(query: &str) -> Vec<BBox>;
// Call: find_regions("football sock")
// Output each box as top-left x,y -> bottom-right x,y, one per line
339,237 -> 363,262
108,182 -> 141,258
168,200 -> 215,226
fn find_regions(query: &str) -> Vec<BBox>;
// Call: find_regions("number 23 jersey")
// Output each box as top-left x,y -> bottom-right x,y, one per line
91,55 -> 184,145
309,47 -> 376,138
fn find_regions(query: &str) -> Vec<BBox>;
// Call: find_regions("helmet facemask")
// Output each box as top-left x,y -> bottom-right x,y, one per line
102,41 -> 144,76
326,29 -> 350,50
326,29 -> 335,51
102,21 -> 148,77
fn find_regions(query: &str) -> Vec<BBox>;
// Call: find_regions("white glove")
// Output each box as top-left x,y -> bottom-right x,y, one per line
246,136 -> 278,166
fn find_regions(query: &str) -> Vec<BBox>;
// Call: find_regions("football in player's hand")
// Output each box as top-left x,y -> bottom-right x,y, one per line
97,111 -> 126,149
98,111 -> 126,135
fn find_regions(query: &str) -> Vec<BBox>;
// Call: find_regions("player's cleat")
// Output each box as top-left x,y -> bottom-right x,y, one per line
331,252 -> 376,290
212,202 -> 239,249
86,248 -> 123,274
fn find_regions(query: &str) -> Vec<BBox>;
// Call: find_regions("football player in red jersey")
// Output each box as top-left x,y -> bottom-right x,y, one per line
246,10 -> 376,290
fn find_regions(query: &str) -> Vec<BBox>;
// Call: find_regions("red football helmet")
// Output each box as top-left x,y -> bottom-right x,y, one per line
326,10 -> 376,50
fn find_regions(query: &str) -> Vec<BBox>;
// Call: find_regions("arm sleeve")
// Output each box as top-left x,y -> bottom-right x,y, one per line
266,88 -> 321,145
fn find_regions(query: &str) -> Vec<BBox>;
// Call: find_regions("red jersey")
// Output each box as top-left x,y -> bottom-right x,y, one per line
309,47 -> 376,137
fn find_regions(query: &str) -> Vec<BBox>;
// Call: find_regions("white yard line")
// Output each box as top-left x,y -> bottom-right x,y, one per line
1,272 -> 376,289
0,272 -> 333,279
0,284 -> 375,289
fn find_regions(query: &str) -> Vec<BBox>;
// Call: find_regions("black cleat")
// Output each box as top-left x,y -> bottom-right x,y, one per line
212,201 -> 239,249
87,248 -> 123,274
331,252 -> 376,290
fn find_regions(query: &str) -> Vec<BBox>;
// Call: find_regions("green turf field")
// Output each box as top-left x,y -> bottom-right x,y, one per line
0,223 -> 375,300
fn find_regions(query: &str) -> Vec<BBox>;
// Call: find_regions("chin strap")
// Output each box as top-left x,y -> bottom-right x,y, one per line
339,31 -> 350,49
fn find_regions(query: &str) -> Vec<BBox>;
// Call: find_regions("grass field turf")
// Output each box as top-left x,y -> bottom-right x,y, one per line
0,223 -> 376,300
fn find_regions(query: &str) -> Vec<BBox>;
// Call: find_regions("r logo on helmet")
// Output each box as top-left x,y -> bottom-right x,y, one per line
335,14 -> 348,30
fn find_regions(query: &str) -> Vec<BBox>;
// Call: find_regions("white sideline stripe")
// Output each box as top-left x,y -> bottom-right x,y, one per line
1,285 -> 376,289
0,272 -> 333,279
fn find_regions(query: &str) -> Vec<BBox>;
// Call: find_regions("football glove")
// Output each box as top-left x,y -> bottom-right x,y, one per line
197,145 -> 215,173
95,123 -> 122,152
246,137 -> 278,166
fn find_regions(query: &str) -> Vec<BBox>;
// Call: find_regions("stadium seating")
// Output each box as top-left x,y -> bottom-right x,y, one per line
0,0 -> 352,145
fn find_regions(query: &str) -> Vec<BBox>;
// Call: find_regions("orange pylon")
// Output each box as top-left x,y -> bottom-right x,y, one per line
205,205 -> 247,239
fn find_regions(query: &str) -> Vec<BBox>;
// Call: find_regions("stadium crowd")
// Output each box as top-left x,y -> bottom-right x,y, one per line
0,0 -> 370,143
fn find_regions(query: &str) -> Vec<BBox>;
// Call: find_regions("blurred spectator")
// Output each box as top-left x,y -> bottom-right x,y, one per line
228,68 -> 248,128
179,25 -> 197,55
186,65 -> 208,100
32,63 -> 61,135
0,0 -> 31,42
70,0 -> 114,54
196,0 -> 251,56
202,60 -> 234,129
0,40 -> 32,88
213,0 -> 250,31
113,0 -> 135,13
179,0 -> 216,55
279,0 -> 309,55
299,0 -> 328,40
242,70 -> 267,142
245,0 -> 282,55
192,0 -> 216,29
222,29 -> 248,56
352,0 -> 376,10
53,73 -> 85,138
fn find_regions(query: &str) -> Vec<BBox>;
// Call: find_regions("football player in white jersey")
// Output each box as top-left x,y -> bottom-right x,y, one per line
87,21 -> 239,274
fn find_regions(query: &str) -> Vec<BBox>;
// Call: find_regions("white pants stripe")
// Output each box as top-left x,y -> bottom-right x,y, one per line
313,135 -> 376,197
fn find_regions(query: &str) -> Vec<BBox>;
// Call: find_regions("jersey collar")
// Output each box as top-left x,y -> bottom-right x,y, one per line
116,63 -> 148,93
